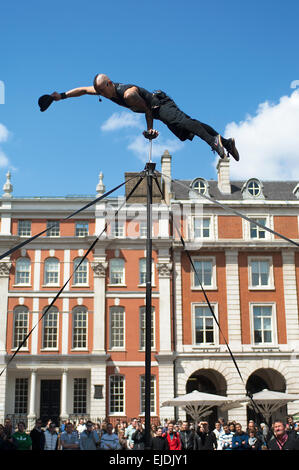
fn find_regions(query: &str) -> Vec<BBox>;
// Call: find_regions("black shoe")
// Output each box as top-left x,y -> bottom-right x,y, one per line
211,135 -> 225,159
224,138 -> 239,161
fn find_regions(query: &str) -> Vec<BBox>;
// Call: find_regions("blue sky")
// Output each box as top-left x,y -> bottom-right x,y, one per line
1,0 -> 299,197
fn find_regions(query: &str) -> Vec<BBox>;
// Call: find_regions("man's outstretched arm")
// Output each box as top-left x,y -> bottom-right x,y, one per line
123,87 -> 159,139
51,86 -> 98,100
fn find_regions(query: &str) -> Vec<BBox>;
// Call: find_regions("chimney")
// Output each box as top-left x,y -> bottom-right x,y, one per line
217,156 -> 231,194
161,150 -> 172,204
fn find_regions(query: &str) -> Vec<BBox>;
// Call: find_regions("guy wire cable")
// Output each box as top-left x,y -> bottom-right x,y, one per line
153,173 -> 270,429
0,174 -> 145,376
157,172 -> 299,250
0,173 -> 141,262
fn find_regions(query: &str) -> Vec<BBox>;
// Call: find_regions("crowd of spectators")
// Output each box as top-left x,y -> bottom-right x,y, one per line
0,415 -> 299,450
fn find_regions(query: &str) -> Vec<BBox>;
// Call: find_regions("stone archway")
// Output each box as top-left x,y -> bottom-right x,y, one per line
185,369 -> 227,426
246,368 -> 286,425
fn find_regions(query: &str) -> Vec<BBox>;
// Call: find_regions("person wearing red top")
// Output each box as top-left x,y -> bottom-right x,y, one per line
162,422 -> 181,450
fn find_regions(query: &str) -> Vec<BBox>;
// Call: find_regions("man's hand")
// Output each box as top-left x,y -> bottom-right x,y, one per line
143,129 -> 159,140
51,91 -> 62,101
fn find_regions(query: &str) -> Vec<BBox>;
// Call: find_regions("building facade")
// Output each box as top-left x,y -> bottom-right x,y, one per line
0,153 -> 299,428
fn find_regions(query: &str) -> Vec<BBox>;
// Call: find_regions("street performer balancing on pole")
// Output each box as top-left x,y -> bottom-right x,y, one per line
38,73 -> 240,161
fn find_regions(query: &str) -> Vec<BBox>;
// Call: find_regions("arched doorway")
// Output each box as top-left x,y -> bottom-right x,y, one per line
186,369 -> 227,427
246,368 -> 286,425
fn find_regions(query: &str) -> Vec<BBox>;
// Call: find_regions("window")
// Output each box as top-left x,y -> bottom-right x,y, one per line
13,306 -> 29,349
18,220 -> 31,237
247,180 -> 261,197
192,259 -> 215,288
15,257 -> 31,285
193,217 -> 211,238
192,178 -> 207,195
44,258 -> 59,285
139,221 -> 147,238
109,258 -> 125,285
140,375 -> 156,414
73,258 -> 88,285
139,306 -> 155,349
139,258 -> 155,285
42,307 -> 58,349
250,259 -> 272,288
110,307 -> 125,349
111,220 -> 124,238
109,375 -> 125,414
72,307 -> 88,349
250,218 -> 266,239
194,305 -> 215,345
75,221 -> 89,237
252,305 -> 274,345
14,378 -> 28,414
73,378 -> 87,414
46,220 -> 60,237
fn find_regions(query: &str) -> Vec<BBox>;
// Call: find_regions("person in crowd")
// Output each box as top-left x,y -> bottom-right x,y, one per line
30,418 -> 45,450
219,424 -> 234,450
0,424 -> 17,450
44,422 -> 59,450
248,429 -> 263,450
94,422 -> 102,439
218,417 -> 225,432
163,421 -> 181,450
79,420 -> 99,450
260,422 -> 270,445
228,421 -> 236,435
197,421 -> 217,450
60,422 -> 80,450
151,427 -> 169,451
132,421 -> 146,450
286,415 -> 295,432
179,421 -> 202,450
125,418 -> 138,450
100,422 -> 121,450
118,428 -> 128,450
267,420 -> 299,450
151,424 -> 157,437
162,419 -> 169,434
12,421 -> 32,450
213,422 -> 223,450
76,418 -> 87,437
3,418 -> 14,439
232,423 -> 249,450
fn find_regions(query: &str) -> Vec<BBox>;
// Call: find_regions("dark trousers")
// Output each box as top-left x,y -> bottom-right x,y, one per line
153,92 -> 228,146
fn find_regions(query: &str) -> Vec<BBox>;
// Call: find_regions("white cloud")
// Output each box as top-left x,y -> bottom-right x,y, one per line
101,111 -> 143,132
127,134 -> 184,163
0,123 -> 9,143
222,90 -> 299,180
0,150 -> 9,168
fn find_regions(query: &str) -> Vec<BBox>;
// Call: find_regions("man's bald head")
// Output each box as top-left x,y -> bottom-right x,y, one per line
93,74 -> 115,98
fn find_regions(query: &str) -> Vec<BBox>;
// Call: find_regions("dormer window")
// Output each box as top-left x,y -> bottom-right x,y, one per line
242,178 -> 264,199
190,178 -> 209,197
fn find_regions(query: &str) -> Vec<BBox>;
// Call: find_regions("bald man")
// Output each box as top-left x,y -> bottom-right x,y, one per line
48,73 -> 239,161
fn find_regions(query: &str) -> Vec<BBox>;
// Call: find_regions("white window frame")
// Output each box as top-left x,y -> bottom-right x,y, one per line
139,375 -> 156,416
139,306 -> 155,350
248,256 -> 274,290
191,216 -> 213,240
73,377 -> 88,414
192,303 -> 219,347
191,256 -> 217,290
75,221 -> 89,237
12,306 -> 29,350
138,258 -> 155,286
250,303 -> 277,347
44,257 -> 60,286
46,220 -> 60,237
72,306 -> 88,350
14,378 -> 29,414
41,306 -> 59,350
15,257 -> 31,286
109,374 -> 125,416
72,258 -> 89,286
17,220 -> 31,237
245,215 -> 271,241
110,219 -> 125,238
109,258 -> 125,286
109,306 -> 126,350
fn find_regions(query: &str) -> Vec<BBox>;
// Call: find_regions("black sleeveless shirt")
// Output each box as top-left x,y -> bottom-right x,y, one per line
110,83 -> 155,112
